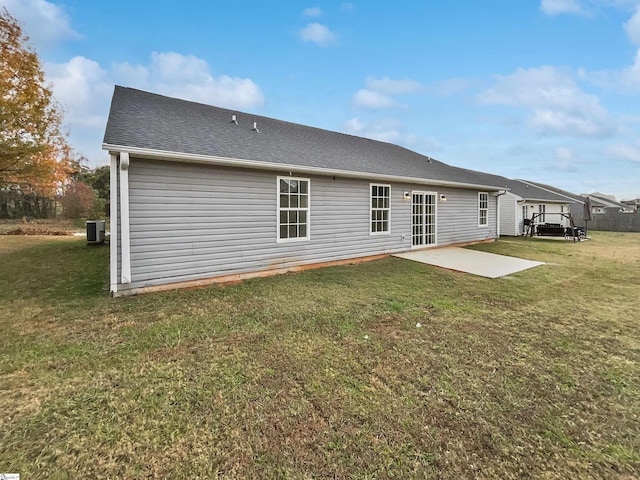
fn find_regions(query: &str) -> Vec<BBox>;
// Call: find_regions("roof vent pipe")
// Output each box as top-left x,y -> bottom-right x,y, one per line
231,114 -> 238,124
252,122 -> 259,133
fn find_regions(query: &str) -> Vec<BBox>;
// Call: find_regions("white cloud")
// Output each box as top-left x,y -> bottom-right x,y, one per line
113,52 -> 265,110
529,109 -> 611,137
343,117 -> 442,152
540,0 -> 584,15
619,48 -> 640,87
344,117 -> 365,133
352,76 -> 423,109
344,117 -> 406,143
353,89 -> 399,109
607,143 -> 640,162
540,0 -> 640,17
624,5 -> 640,44
341,3 -> 355,12
111,62 -> 150,86
479,66 -> 615,137
44,56 -> 112,162
45,56 -> 112,128
365,77 -> 422,95
579,47 -> 640,92
0,0 -> 80,48
45,51 -> 265,163
555,146 -> 575,160
551,146 -> 581,171
303,7 -> 322,17
299,23 -> 337,46
586,0 -> 640,86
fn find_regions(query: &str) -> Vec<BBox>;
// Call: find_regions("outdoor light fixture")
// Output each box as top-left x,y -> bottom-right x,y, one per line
403,191 -> 410,200
440,194 -> 447,202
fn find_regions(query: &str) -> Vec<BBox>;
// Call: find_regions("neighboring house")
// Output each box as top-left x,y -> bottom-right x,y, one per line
103,87 -> 506,296
520,181 -> 638,235
583,193 -> 635,214
495,179 -> 574,236
621,198 -> 639,212
519,180 -> 591,223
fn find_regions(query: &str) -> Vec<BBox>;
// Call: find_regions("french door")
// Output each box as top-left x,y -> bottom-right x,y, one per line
412,192 -> 437,247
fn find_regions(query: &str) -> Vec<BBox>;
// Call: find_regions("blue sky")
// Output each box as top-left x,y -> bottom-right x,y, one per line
2,0 -> 640,199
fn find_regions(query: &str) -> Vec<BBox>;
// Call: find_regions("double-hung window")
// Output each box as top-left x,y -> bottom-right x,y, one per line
278,177 -> 310,242
478,192 -> 488,226
371,184 -> 390,234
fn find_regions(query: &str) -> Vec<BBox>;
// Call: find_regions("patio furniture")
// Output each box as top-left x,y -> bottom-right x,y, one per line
536,223 -> 565,236
565,226 -> 585,240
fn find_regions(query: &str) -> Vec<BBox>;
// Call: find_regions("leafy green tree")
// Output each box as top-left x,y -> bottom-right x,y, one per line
79,165 -> 110,215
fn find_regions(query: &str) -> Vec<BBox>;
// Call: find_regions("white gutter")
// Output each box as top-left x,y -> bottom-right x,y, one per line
109,154 -> 118,293
119,152 -> 131,284
102,143 -> 509,192
519,198 -> 571,204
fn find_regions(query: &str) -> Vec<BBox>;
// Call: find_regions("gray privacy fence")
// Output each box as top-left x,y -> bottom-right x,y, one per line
588,212 -> 640,232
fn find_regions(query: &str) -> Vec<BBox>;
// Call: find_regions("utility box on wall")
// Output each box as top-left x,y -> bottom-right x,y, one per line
87,220 -> 106,245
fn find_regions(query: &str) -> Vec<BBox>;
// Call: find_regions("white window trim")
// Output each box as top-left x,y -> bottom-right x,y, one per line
478,192 -> 489,227
411,190 -> 438,248
370,183 -> 391,235
277,176 -> 310,243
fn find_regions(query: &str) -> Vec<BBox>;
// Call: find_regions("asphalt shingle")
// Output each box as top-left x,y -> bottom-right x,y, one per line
506,179 -> 575,202
519,180 -> 586,204
103,86 -> 508,189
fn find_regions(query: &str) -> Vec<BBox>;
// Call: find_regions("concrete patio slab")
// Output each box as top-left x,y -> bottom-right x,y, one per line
393,247 -> 544,279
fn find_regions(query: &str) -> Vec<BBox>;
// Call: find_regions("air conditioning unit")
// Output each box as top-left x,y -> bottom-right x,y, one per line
87,220 -> 106,245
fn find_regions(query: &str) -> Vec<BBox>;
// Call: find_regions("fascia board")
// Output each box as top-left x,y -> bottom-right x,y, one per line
103,143 -> 509,192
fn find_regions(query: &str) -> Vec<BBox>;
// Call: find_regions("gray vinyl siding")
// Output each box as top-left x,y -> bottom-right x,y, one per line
499,192 -> 518,236
434,188 -> 497,246
119,158 -> 498,290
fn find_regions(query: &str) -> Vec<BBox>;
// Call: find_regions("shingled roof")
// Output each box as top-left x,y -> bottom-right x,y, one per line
103,86 -> 506,190
519,180 -> 586,204
505,179 -> 575,203
432,169 -> 575,203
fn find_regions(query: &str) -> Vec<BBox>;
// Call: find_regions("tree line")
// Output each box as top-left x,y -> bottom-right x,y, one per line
0,8 -> 108,220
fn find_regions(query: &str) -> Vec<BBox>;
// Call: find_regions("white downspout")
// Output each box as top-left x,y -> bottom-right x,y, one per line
109,154 -> 118,293
496,194 -> 501,237
119,152 -> 131,284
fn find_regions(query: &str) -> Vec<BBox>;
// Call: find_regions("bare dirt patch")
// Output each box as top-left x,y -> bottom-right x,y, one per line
1,226 -> 73,236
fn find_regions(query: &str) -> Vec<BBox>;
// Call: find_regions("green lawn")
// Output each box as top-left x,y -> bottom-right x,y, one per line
1,233 -> 639,479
